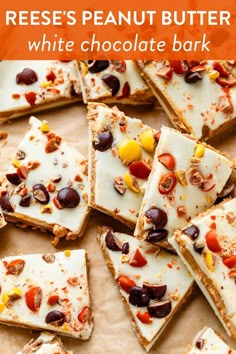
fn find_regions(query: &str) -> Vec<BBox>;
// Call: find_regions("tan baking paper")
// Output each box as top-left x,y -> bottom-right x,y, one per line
0,103 -> 235,354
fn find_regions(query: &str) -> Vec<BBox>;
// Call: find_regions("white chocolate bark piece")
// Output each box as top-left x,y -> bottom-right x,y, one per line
79,60 -> 154,105
0,60 -> 82,122
134,126 -> 233,247
186,327 -> 236,354
137,60 -> 236,139
87,102 -> 157,228
0,250 -> 93,339
97,226 -> 193,352
169,198 -> 236,338
0,116 -> 90,245
16,332 -> 73,354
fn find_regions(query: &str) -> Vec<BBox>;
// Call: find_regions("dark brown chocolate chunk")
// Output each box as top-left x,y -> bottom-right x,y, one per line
145,207 -> 168,229
113,177 -> 126,195
101,74 -> 120,96
33,184 -> 50,204
16,68 -> 38,85
201,124 -> 210,139
57,187 -> 80,208
88,60 -> 109,73
183,225 -> 200,240
93,130 -> 113,152
193,241 -> 205,254
45,310 -> 65,326
146,229 -> 168,244
0,192 -> 14,212
121,242 -> 129,254
215,180 -> 235,204
105,230 -> 121,251
6,173 -> 21,185
143,282 -> 167,299
148,299 -> 172,318
129,286 -> 150,307
19,194 -> 31,207
196,337 -> 205,349
185,71 -> 202,84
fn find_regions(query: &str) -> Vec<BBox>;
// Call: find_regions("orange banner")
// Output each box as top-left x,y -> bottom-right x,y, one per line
0,0 -> 235,59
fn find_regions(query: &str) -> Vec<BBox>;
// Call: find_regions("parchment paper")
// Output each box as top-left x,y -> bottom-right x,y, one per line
0,102 -> 235,354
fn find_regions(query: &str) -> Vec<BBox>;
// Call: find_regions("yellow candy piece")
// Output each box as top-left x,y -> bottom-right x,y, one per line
118,140 -> 141,164
124,173 -> 140,193
80,61 -> 88,76
62,322 -> 70,331
8,287 -> 22,297
140,129 -> 155,153
12,159 -> 20,168
204,251 -> 215,272
0,303 -> 5,313
64,250 -> 71,257
208,70 -> 220,80
40,121 -> 50,133
194,143 -> 205,158
2,293 -> 8,304
40,81 -> 53,88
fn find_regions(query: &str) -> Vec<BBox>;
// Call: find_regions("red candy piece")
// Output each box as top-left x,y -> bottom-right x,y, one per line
158,172 -> 177,194
25,92 -> 37,106
213,62 -> 229,78
169,60 -> 188,74
156,65 -> 173,80
78,306 -> 92,323
223,256 -> 236,268
17,165 -> 29,179
216,76 -> 236,88
25,286 -> 42,312
129,248 -> 147,267
205,230 -> 221,253
6,259 -> 25,275
158,153 -> 176,171
137,311 -> 153,324
47,295 -> 59,305
129,161 -> 151,179
118,275 -> 136,293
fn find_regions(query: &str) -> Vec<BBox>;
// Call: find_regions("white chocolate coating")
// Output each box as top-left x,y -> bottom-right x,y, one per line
187,327 -> 235,354
170,198 -> 236,337
98,227 -> 193,351
16,332 -> 73,354
0,60 -> 81,119
1,116 -> 90,241
135,126 -> 232,241
0,251 -> 93,339
138,60 -> 236,138
79,60 -> 153,104
88,103 -> 156,226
